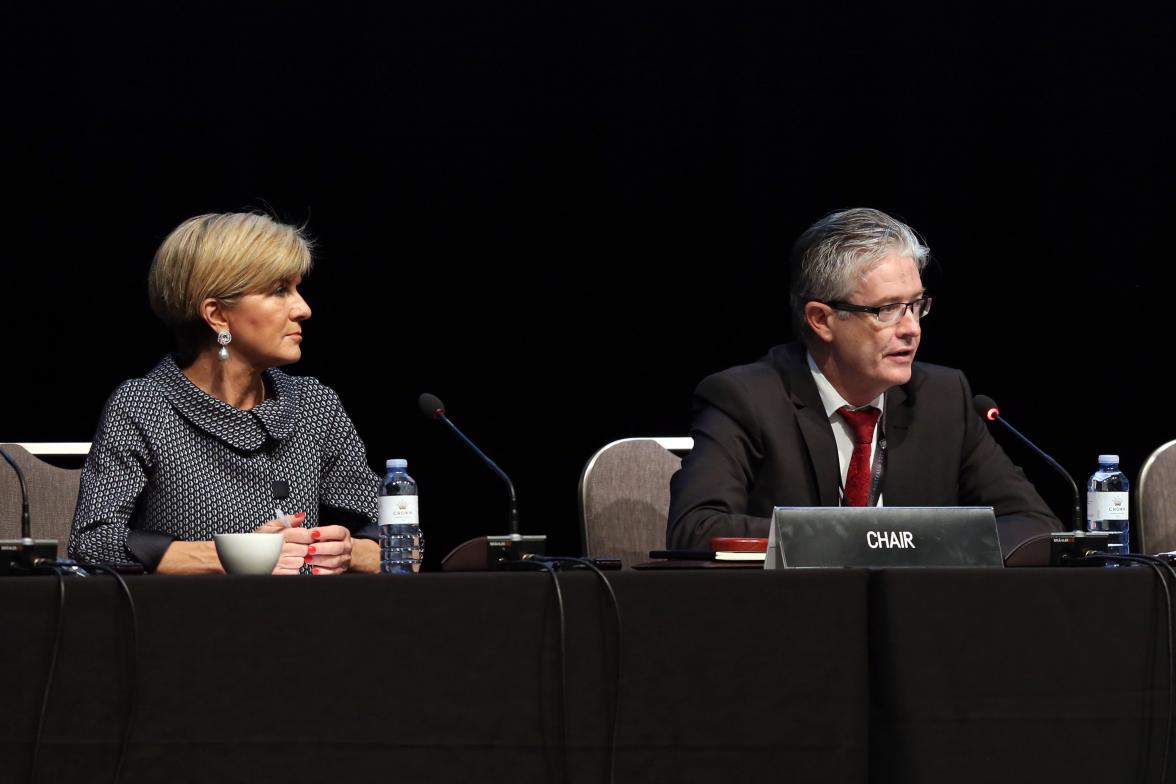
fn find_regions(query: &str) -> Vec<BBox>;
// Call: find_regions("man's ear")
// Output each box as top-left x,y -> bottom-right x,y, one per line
200,298 -> 230,334
804,301 -> 835,343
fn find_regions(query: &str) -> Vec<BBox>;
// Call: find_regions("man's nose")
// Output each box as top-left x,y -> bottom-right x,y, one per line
895,305 -> 921,338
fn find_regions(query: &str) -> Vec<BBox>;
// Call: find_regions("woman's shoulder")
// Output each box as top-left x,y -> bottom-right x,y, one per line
103,368 -> 171,415
91,365 -> 176,442
268,368 -> 346,411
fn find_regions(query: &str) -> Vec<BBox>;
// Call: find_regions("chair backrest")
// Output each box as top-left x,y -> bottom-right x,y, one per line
0,443 -> 86,548
578,437 -> 692,568
11,442 -> 92,456
1137,439 -> 1176,554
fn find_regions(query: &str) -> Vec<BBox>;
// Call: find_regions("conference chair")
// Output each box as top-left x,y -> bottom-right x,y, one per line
578,437 -> 692,568
1137,439 -> 1176,555
0,443 -> 90,549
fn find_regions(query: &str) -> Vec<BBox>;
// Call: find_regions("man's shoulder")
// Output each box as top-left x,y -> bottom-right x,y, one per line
908,360 -> 965,391
902,360 -> 972,417
696,343 -> 801,402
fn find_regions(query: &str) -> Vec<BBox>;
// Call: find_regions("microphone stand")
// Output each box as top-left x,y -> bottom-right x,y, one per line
434,414 -> 522,540
418,396 -> 546,570
978,402 -> 1113,565
1,446 -> 60,574
984,412 -> 1083,532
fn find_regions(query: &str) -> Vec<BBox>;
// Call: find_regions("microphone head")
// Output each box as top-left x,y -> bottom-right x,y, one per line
973,394 -> 1000,421
418,393 -> 446,420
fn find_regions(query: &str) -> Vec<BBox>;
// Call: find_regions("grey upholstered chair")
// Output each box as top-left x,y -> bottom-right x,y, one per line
1137,439 -> 1176,555
578,437 -> 692,568
0,443 -> 89,551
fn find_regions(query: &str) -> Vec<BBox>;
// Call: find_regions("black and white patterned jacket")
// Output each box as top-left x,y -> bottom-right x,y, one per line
69,355 -> 380,570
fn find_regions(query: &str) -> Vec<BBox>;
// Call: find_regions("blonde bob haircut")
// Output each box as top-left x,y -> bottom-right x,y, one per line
148,212 -> 313,351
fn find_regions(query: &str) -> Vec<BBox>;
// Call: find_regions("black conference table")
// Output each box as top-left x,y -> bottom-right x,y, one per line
0,567 -> 1170,783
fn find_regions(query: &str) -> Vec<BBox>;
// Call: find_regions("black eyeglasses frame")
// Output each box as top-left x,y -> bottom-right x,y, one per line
821,296 -> 933,323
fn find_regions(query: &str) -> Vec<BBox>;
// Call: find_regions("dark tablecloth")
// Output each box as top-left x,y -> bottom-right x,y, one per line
0,567 -> 1170,783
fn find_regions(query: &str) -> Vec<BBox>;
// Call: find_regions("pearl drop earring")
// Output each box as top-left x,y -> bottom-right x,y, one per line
217,329 -> 232,361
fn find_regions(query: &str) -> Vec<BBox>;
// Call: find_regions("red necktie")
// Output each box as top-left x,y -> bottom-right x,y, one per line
839,406 -> 880,506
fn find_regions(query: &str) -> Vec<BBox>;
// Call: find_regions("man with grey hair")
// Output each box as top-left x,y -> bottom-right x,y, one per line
667,208 -> 1059,562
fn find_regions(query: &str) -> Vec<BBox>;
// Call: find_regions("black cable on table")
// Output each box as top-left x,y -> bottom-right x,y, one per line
1115,554 -> 1176,784
87,565 -> 140,784
534,557 -> 622,784
509,559 -> 570,784
29,565 -> 66,784
1070,553 -> 1173,784
1001,532 -> 1055,565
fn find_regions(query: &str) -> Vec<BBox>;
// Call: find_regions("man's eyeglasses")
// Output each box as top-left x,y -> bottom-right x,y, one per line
822,297 -> 932,325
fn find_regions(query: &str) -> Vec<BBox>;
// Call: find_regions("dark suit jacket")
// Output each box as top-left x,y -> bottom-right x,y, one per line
667,342 -> 1061,561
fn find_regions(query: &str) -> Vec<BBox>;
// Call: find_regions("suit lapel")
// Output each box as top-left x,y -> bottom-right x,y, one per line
778,345 -> 841,507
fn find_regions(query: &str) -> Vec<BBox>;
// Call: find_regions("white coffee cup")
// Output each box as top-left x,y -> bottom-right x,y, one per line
214,533 -> 283,575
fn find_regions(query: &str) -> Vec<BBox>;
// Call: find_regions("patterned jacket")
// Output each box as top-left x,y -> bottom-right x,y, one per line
69,355 -> 380,570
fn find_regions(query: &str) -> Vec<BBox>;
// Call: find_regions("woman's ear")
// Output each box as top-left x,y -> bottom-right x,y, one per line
200,298 -> 230,334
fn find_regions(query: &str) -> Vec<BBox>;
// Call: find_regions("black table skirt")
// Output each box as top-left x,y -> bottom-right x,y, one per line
0,568 -> 1169,783
1,570 -> 869,783
869,568 -> 1173,783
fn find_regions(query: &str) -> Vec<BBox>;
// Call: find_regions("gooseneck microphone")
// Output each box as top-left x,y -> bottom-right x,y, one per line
1,445 -> 60,573
973,395 -> 1083,532
418,393 -> 521,538
0,446 -> 32,541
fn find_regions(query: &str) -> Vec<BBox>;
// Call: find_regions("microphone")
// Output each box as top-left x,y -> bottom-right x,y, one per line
418,393 -> 545,569
973,395 -> 1113,564
418,393 -> 520,537
1,445 -> 59,574
0,446 -> 31,540
972,395 -> 1082,532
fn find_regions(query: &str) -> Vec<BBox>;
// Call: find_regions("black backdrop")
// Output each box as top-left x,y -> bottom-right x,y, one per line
4,2 -> 1173,564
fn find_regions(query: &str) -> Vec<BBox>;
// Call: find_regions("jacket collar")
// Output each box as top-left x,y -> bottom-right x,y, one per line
773,343 -> 841,506
147,354 -> 300,453
771,341 -> 921,506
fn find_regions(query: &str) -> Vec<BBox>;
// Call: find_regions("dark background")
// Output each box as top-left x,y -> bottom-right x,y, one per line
4,2 -> 1172,564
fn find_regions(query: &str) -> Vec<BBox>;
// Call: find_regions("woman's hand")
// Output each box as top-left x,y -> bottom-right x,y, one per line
349,538 -> 381,573
155,541 -> 224,574
252,516 -> 361,575
302,524 -> 353,575
255,512 -> 316,575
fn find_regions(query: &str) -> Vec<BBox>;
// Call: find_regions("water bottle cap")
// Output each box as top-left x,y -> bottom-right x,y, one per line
386,458 -> 408,469
1098,454 -> 1119,465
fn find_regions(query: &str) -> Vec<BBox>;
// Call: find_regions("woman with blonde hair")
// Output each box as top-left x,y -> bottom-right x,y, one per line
69,212 -> 380,573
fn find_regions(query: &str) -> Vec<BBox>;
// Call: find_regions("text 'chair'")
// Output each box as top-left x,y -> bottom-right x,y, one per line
1137,439 -> 1176,555
1,443 -> 89,549
578,437 -> 692,568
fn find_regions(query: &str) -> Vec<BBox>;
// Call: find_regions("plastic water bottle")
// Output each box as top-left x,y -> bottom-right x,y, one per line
379,459 -> 423,574
1086,454 -> 1130,556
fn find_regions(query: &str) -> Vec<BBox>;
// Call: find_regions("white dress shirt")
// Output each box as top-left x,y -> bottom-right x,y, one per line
807,351 -> 885,506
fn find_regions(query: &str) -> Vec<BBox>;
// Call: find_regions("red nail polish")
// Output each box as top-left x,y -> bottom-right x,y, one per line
303,555 -> 313,563
312,567 -> 320,575
308,545 -> 316,554
311,530 -> 321,539
295,512 -> 305,520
